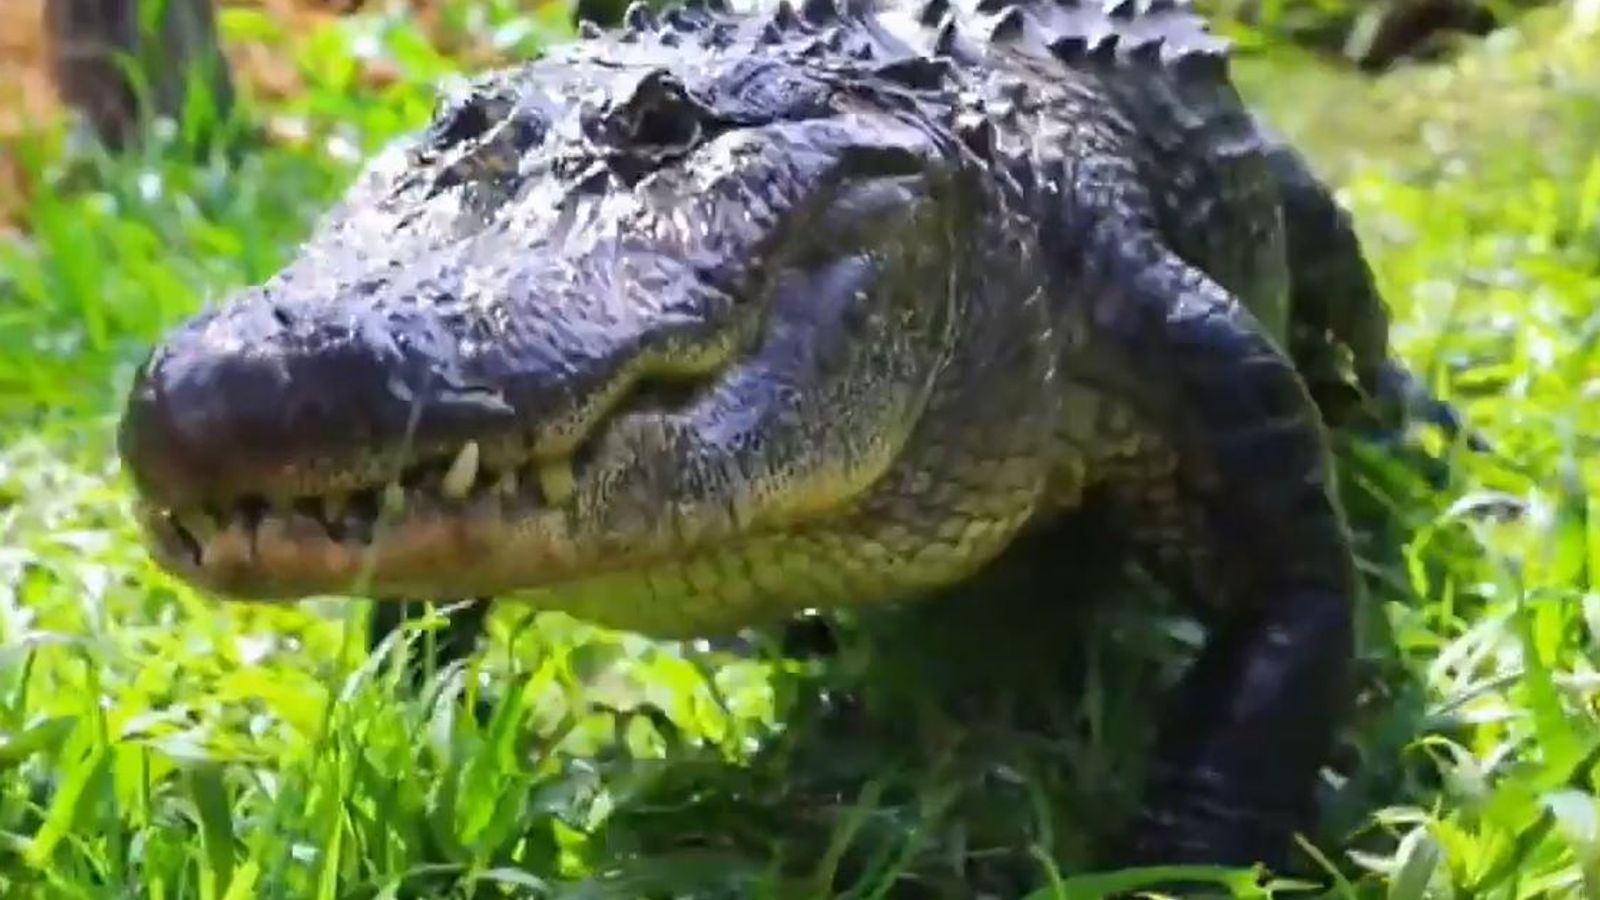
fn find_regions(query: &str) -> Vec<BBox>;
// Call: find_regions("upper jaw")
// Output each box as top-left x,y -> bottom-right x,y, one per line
117,229 -> 752,499
130,428 -> 595,597
118,263 -> 756,599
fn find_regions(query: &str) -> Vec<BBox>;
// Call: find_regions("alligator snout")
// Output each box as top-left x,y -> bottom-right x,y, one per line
119,287 -> 520,510
116,244 -> 753,601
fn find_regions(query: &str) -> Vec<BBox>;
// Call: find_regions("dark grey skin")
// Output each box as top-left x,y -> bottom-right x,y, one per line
119,0 -> 1423,871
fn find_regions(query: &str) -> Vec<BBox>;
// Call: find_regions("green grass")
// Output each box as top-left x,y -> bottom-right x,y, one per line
2,1 -> 1599,896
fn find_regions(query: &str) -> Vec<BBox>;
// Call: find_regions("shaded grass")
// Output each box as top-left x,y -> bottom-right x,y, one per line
1,2 -> 1599,897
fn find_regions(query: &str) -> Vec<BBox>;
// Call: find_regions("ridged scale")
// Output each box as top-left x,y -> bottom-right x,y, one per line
565,0 -> 1261,311
581,0 -> 1230,82
547,0 -> 1269,485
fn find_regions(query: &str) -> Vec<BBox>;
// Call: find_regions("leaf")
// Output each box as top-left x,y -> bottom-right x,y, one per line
24,732 -> 110,870
187,765 -> 237,899
1387,827 -> 1442,900
1544,789 -> 1600,863
1023,864 -> 1267,900
0,716 -> 77,769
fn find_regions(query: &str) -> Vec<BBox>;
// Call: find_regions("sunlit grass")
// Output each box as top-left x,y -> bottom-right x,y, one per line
1,2 -> 1597,897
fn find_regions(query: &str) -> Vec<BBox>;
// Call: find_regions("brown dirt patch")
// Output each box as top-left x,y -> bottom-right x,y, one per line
1,0 -> 58,231
0,0 -> 346,231
0,0 -> 555,233
0,1 -> 58,138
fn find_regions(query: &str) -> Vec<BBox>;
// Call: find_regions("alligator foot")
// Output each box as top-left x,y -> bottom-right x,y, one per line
1114,589 -> 1349,875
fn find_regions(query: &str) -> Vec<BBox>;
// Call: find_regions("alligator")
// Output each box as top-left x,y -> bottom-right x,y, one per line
117,0 -> 1431,874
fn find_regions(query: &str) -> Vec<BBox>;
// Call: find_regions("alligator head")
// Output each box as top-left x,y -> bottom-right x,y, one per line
118,32 -> 1054,636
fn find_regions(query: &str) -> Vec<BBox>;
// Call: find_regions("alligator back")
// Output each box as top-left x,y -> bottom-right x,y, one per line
592,0 -> 1384,411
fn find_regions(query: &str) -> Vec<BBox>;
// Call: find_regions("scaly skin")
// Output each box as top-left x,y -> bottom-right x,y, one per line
118,0 -> 1411,871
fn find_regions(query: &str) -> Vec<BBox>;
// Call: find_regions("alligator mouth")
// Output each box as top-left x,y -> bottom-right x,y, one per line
138,443 -> 571,597
133,370 -> 721,600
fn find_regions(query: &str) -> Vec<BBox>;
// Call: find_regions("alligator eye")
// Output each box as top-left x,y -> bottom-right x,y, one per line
610,70 -> 713,154
630,100 -> 702,151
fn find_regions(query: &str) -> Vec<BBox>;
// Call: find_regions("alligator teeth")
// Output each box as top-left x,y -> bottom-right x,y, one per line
441,440 -> 480,500
495,470 -> 520,497
382,482 -> 407,517
538,459 -> 576,506
182,510 -> 218,542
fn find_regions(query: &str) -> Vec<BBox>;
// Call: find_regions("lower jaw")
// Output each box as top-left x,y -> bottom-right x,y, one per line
138,511 -> 860,640
143,531 -> 807,640
136,497 -> 600,601
134,496 -> 792,629
138,499 -> 1031,641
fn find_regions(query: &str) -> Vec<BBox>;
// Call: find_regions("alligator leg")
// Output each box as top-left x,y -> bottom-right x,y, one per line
1258,129 -> 1391,419
1261,128 -> 1483,452
369,598 -> 492,684
1070,229 -> 1357,870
